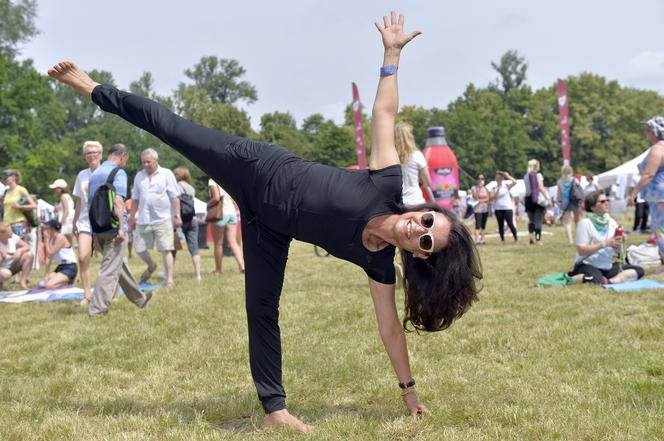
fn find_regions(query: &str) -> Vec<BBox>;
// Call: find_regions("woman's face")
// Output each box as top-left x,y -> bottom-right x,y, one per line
3,174 -> 15,186
393,210 -> 451,258
477,175 -> 485,186
84,147 -> 102,167
592,195 -> 610,215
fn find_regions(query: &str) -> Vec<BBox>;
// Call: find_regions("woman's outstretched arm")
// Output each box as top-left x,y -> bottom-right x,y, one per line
369,278 -> 431,419
370,12 -> 421,170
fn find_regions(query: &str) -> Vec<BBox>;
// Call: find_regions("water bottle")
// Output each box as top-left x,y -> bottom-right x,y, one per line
176,227 -> 185,243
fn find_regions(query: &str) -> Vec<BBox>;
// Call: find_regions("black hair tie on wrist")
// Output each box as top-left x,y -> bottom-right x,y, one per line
399,379 -> 416,389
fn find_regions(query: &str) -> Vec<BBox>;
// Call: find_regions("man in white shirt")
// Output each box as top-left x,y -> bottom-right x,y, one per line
129,148 -> 181,287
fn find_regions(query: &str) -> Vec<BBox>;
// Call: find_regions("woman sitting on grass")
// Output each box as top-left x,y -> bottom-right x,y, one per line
40,219 -> 78,289
568,190 -> 644,284
47,12 -> 482,433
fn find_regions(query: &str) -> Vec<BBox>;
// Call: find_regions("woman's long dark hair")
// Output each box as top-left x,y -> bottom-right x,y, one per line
399,203 -> 482,332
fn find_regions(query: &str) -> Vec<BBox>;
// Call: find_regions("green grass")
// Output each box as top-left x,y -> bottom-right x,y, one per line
1,220 -> 663,440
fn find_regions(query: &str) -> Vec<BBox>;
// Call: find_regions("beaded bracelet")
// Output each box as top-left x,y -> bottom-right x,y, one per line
401,386 -> 416,396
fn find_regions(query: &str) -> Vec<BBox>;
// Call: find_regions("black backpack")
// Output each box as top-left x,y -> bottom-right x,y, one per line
179,192 -> 195,222
89,167 -> 122,234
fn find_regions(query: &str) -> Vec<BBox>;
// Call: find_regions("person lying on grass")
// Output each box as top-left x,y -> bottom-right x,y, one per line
47,11 -> 482,433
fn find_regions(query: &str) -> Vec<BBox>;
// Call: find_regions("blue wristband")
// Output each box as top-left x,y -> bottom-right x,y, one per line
380,65 -> 398,77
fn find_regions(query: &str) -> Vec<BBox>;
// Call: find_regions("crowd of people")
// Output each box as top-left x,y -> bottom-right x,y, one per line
0,140 -> 245,309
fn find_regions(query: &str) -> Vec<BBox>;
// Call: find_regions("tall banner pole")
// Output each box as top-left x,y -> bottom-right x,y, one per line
351,82 -> 367,169
557,79 -> 571,166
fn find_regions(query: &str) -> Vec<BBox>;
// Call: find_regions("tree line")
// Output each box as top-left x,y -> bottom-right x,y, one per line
2,0 -> 664,204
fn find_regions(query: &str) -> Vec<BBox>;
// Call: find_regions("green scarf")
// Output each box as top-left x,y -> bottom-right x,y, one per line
587,212 -> 609,233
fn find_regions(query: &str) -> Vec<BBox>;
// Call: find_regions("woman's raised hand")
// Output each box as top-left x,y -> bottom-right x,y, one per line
374,11 -> 421,52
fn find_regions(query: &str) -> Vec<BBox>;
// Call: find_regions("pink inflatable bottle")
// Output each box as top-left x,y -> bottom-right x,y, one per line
422,127 -> 459,209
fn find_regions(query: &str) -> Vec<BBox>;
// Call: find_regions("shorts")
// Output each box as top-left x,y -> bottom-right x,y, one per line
474,212 -> 489,229
214,214 -> 238,227
182,220 -> 199,256
76,220 -> 92,235
54,262 -> 78,281
133,219 -> 174,252
1,259 -> 24,275
61,221 -> 73,236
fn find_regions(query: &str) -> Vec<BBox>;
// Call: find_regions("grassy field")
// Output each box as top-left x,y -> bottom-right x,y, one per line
0,219 -> 662,440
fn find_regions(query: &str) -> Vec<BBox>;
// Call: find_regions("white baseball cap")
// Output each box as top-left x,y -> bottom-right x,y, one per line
48,178 -> 68,189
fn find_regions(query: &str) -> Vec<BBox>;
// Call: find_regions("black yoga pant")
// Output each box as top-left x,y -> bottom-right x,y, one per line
569,262 -> 644,285
92,85 -> 290,413
525,202 -> 545,240
494,209 -> 518,241
474,212 -> 488,230
633,202 -> 649,232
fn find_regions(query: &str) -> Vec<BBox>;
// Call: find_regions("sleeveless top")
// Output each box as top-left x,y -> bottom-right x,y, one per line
639,145 -> 664,203
53,242 -> 77,265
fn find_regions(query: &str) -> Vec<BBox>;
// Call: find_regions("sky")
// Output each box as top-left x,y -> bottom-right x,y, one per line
19,0 -> 664,130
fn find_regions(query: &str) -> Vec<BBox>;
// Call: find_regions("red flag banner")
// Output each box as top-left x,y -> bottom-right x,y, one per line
351,82 -> 367,168
557,79 -> 571,165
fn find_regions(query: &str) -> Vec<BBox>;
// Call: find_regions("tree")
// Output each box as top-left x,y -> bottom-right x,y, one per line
491,50 -> 528,96
259,111 -> 308,156
397,105 -> 433,147
129,71 -> 173,109
307,120 -> 356,167
183,56 -> 257,105
0,0 -> 38,57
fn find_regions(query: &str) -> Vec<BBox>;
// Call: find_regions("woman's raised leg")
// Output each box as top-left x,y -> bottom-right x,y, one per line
48,62 -> 247,196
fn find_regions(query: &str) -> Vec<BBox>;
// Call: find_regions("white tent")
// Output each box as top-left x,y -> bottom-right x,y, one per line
597,149 -> 649,189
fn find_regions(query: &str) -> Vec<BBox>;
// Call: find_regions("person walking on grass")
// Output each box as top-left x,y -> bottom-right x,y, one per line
471,174 -> 490,244
208,178 -> 245,275
48,12 -> 481,432
72,141 -> 103,306
128,148 -> 182,287
630,116 -> 664,274
523,159 -> 552,245
87,144 -> 151,316
492,171 -> 518,244
557,164 -> 580,244
49,178 -> 75,245
173,166 -> 202,281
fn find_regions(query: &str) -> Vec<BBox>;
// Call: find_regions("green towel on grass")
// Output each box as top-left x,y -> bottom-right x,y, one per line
535,272 -> 574,287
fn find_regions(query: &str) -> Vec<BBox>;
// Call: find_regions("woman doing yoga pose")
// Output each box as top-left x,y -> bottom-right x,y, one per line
48,12 -> 481,433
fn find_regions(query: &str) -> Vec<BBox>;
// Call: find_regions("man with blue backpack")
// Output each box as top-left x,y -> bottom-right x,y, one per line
87,143 -> 152,316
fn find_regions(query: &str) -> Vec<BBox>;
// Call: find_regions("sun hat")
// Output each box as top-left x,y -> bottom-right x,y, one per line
48,178 -> 68,189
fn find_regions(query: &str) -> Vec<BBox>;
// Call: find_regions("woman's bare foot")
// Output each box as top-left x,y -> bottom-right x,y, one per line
47,61 -> 99,97
263,409 -> 312,434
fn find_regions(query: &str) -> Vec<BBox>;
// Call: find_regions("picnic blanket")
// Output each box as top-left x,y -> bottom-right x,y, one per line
535,272 -> 574,287
0,282 -> 165,304
601,279 -> 664,292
